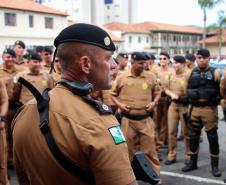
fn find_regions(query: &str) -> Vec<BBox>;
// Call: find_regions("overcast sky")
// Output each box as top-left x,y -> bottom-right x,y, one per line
136,0 -> 226,26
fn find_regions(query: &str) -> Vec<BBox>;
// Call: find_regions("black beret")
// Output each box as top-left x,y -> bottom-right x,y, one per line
185,53 -> 196,61
117,53 -> 128,59
36,46 -> 44,53
54,23 -> 115,51
160,52 -> 170,59
14,40 -> 25,49
197,49 -> 210,57
131,52 -> 147,61
173,55 -> 186,63
3,48 -> 16,58
44,46 -> 52,54
28,51 -> 42,62
143,52 -> 156,60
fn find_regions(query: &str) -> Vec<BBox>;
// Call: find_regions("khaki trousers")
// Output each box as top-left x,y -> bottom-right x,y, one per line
121,117 -> 160,175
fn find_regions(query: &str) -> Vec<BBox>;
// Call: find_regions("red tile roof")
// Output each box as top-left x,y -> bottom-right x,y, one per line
0,0 -> 68,16
104,21 -> 150,34
104,21 -> 203,34
197,31 -> 226,44
134,21 -> 203,34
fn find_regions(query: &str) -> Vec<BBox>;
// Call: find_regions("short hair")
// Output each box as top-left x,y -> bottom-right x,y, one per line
56,42 -> 99,72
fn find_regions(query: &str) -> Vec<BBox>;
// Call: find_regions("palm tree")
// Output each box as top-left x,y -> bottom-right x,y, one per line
198,0 -> 223,48
207,10 -> 226,55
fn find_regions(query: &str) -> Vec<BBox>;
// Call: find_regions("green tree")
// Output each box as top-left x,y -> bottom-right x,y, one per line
198,0 -> 223,48
207,10 -> 226,55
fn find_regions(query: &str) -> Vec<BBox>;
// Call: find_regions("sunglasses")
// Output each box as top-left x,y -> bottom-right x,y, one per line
160,57 -> 167,60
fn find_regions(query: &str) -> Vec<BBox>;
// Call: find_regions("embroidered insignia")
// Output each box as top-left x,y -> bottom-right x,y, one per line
42,80 -> 48,87
104,36 -> 111,46
142,82 -> 148,90
102,104 -> 109,111
109,125 -> 125,145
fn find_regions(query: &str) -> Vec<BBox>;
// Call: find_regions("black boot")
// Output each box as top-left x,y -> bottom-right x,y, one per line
211,157 -> 221,177
182,154 -> 198,172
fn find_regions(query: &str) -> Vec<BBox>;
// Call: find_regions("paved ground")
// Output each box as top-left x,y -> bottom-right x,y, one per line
9,107 -> 226,185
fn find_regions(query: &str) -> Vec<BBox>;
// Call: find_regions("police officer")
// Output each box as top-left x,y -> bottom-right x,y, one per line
16,51 -> 54,104
50,57 -> 61,85
12,23 -> 137,185
0,80 -> 9,185
182,49 -> 221,177
155,52 -> 173,149
164,55 -> 190,165
116,52 -> 129,76
145,52 -> 159,75
185,53 -> 196,71
111,52 -> 161,176
13,40 -> 26,70
0,49 -> 24,168
41,46 -> 53,72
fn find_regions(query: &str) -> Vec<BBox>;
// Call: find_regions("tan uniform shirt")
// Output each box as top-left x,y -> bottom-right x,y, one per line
13,84 -> 135,185
111,71 -> 159,115
51,72 -> 61,86
18,72 -> 53,104
166,71 -> 188,97
148,64 -> 160,76
0,66 -> 23,100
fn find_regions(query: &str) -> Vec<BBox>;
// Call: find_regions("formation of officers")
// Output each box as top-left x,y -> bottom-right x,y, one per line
0,23 -> 225,185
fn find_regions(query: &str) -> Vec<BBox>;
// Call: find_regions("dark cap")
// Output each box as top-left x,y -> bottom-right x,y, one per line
131,52 -> 147,61
14,40 -> 25,49
36,46 -> 44,53
3,48 -> 16,58
173,55 -> 186,63
185,53 -> 196,61
54,23 -> 115,51
44,46 -> 52,54
197,49 -> 210,57
160,52 -> 170,59
117,52 -> 128,59
144,52 -> 156,60
27,51 -> 42,62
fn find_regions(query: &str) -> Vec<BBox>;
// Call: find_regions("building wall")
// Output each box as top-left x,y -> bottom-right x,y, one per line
0,8 -> 67,53
122,33 -> 151,52
36,0 -> 139,25
151,32 -> 202,55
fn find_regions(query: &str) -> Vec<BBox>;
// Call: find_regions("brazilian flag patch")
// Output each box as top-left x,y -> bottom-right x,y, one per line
108,125 -> 126,145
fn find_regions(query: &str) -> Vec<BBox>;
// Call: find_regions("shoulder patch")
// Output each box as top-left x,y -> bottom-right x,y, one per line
108,125 -> 125,145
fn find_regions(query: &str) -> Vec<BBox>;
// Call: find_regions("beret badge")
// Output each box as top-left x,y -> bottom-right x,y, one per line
104,36 -> 111,46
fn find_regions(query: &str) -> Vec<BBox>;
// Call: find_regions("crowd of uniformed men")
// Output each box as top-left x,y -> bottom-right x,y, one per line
0,29 -> 226,185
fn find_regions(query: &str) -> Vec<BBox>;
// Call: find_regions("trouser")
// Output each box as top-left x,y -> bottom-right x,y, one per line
167,103 -> 190,160
6,109 -> 18,167
0,129 -> 9,185
121,117 -> 160,175
189,106 -> 219,157
155,98 -> 169,147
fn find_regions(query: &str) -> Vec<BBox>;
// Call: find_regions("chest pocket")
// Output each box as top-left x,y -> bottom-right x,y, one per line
119,79 -> 152,108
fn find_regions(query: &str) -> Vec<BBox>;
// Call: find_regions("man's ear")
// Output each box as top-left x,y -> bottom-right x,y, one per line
79,56 -> 91,74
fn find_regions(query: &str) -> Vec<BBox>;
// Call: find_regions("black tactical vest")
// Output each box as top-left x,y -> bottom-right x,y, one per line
187,66 -> 220,103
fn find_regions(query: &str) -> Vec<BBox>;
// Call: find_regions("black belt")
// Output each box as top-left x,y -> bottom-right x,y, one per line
121,113 -> 150,120
191,101 -> 216,107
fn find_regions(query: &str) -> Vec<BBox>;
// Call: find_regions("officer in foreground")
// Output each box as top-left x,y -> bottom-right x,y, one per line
182,49 -> 221,177
12,23 -> 137,185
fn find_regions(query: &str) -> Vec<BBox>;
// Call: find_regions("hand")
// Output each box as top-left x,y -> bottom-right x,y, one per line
119,103 -> 131,113
145,102 -> 156,112
0,121 -> 5,129
171,94 -> 179,100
